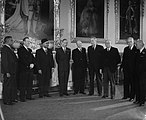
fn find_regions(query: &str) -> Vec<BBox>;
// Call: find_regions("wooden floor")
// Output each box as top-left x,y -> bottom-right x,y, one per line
1,85 -> 146,120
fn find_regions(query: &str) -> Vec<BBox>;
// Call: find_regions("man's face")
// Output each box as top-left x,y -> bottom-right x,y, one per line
24,38 -> 30,47
8,37 -> 14,46
62,40 -> 68,47
105,41 -> 111,48
76,41 -> 82,48
90,38 -> 96,46
127,38 -> 134,47
43,41 -> 49,48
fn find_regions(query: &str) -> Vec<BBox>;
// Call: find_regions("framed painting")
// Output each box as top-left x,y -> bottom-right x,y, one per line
4,0 -> 55,41
115,0 -> 145,44
70,0 -> 109,43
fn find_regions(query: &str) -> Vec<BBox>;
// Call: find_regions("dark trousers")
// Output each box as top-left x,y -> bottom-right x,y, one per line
2,74 -> 16,103
103,67 -> 115,97
73,67 -> 86,93
123,71 -> 135,99
89,67 -> 102,95
37,69 -> 51,96
58,70 -> 69,95
135,75 -> 140,102
19,71 -> 33,100
139,73 -> 146,104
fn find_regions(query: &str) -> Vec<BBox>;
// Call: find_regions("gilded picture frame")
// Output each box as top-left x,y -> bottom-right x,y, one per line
70,0 -> 109,43
115,0 -> 145,44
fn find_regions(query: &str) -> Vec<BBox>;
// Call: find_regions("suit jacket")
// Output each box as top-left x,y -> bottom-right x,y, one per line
1,45 -> 18,74
36,48 -> 54,71
55,47 -> 71,71
87,44 -> 104,69
102,47 -> 121,73
137,48 -> 146,76
121,45 -> 137,73
72,47 -> 87,69
17,46 -> 35,72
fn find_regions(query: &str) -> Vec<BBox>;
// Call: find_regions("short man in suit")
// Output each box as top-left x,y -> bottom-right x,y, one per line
102,40 -> 121,99
17,37 -> 35,102
1,36 -> 18,105
135,40 -> 146,106
120,37 -> 137,101
88,37 -> 104,96
72,40 -> 87,95
55,39 -> 71,96
36,39 -> 54,98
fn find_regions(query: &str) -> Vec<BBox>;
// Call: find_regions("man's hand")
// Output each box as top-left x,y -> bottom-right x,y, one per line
38,70 -> 42,74
52,68 -> 55,73
6,73 -> 11,78
30,64 -> 34,69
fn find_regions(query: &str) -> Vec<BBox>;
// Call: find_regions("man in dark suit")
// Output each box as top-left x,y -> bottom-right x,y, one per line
135,40 -> 146,106
72,40 -> 87,95
36,39 -> 54,98
17,37 -> 35,102
55,39 -> 71,96
102,40 -> 121,99
120,37 -> 137,101
1,36 -> 18,105
87,37 -> 104,96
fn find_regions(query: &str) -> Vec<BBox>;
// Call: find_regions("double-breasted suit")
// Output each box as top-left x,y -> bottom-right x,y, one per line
136,48 -> 146,105
102,47 -> 121,98
87,45 -> 104,95
72,47 -> 87,94
17,46 -> 35,101
56,47 -> 71,96
36,48 -> 54,97
121,45 -> 137,99
1,45 -> 18,104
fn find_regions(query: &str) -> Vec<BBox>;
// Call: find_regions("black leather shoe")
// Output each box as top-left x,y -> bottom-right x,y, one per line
26,97 -> 35,100
139,103 -> 144,106
122,97 -> 128,99
4,102 -> 14,105
44,94 -> 51,97
39,95 -> 43,98
111,96 -> 115,99
133,101 -> 139,104
20,99 -> 26,102
13,99 -> 18,103
60,94 -> 63,97
129,98 -> 134,102
64,93 -> 69,96
79,92 -> 86,94
102,95 -> 108,98
88,93 -> 93,96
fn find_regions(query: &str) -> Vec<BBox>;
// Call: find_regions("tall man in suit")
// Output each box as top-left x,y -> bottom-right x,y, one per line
72,40 -> 87,95
135,40 -> 146,106
88,37 -> 104,96
17,37 -> 35,102
102,40 -> 121,99
120,37 -> 137,101
56,39 -> 71,96
1,36 -> 18,105
36,39 -> 54,98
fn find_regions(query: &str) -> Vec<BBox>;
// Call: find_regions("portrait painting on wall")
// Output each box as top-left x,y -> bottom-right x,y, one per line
120,0 -> 140,39
76,0 -> 104,38
5,0 -> 54,40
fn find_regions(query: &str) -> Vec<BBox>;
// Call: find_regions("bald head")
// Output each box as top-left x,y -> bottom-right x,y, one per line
127,37 -> 134,47
76,40 -> 82,48
136,39 -> 144,50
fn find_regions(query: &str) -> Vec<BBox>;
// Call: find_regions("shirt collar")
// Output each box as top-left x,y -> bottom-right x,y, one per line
23,45 -> 28,50
5,44 -> 11,49
140,47 -> 145,53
